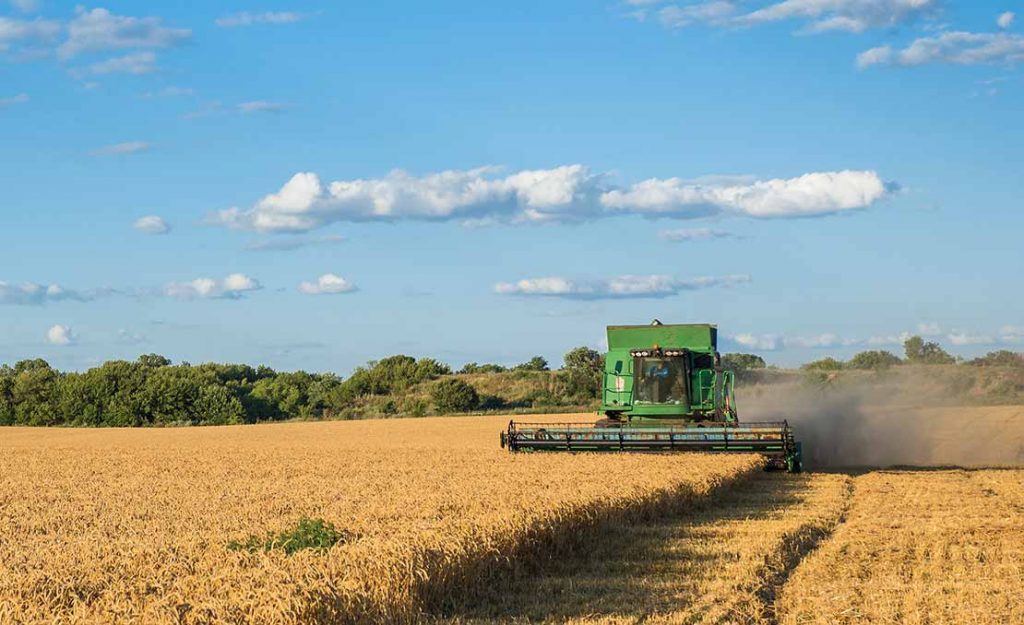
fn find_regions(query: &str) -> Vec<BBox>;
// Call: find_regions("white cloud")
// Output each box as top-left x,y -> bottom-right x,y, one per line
133,215 -> 170,235
210,166 -> 894,233
82,51 -> 157,75
867,331 -> 911,346
947,331 -> 994,346
0,93 -> 29,107
0,281 -> 99,305
58,7 -> 191,59
90,141 -> 151,156
163,274 -> 262,300
916,322 -> 942,336
736,0 -> 936,32
298,274 -> 356,295
730,333 -> 780,351
116,328 -> 146,345
632,0 -> 934,32
784,333 -> 860,348
997,11 -> 1015,29
215,12 -> 306,27
856,45 -> 892,68
1000,326 -> 1024,344
602,170 -> 891,218
494,274 -> 750,299
46,324 -> 75,345
237,100 -> 288,113
244,234 -> 345,252
0,16 -> 61,53
142,86 -> 193,98
658,227 -> 734,241
859,31 -> 1024,67
9,0 -> 40,12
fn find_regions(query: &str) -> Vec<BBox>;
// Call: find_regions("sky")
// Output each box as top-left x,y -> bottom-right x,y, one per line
1,0 -> 1022,373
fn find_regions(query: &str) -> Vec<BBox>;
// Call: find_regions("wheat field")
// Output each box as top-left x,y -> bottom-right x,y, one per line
0,415 -> 763,625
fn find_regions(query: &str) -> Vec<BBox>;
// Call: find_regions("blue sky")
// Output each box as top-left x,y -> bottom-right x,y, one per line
1,0 -> 1022,372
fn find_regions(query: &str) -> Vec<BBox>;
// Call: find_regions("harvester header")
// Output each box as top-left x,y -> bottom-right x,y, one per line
501,320 -> 802,472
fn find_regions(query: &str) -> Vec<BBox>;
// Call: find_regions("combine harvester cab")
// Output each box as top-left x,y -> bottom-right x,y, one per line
501,321 -> 803,473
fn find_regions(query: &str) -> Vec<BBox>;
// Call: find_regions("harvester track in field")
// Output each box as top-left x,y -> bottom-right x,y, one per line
442,473 -> 854,625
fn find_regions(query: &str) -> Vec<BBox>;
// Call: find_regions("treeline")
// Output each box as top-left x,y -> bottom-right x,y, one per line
800,336 -> 1024,371
0,348 -> 605,427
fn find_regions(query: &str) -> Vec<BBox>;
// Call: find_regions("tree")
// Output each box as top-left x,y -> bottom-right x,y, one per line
904,336 -> 955,365
847,350 -> 902,370
431,378 -> 479,413
721,353 -> 766,371
968,350 -> 1024,367
458,362 -> 507,374
561,347 -> 604,402
137,354 -> 172,368
195,385 -> 245,425
562,347 -> 603,372
801,357 -> 844,371
514,356 -> 549,372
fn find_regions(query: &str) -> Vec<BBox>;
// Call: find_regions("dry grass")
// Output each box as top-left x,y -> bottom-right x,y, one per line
776,469 -> 1024,625
444,473 -> 852,625
0,414 -> 763,624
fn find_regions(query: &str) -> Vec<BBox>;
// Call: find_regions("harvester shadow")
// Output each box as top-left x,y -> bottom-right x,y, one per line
440,473 -> 818,624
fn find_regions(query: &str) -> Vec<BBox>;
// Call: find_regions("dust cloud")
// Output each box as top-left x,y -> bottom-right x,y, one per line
740,379 -> 1024,469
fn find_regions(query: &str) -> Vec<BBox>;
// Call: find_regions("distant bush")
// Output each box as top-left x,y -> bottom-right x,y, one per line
801,357 -> 845,371
722,353 -> 766,371
968,350 -> 1024,367
430,378 -> 480,413
513,356 -> 550,372
459,362 -> 507,374
847,350 -> 902,370
904,336 -> 955,365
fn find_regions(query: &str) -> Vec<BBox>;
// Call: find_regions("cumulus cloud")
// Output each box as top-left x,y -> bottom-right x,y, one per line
730,333 -> 780,351
493,274 -> 750,299
58,7 -> 191,59
163,274 -> 261,300
859,31 -> 1024,67
215,12 -> 306,27
0,281 -> 108,305
601,170 -> 892,218
210,166 -> 894,233
298,274 -> 356,295
90,141 -> 151,156
997,11 -> 1015,29
658,227 -> 734,241
133,215 -> 170,235
916,321 -> 942,336
9,0 -> 40,12
867,332 -> 912,346
784,333 -> 861,348
82,51 -> 157,75
632,0 -> 935,33
0,15 -> 61,54
0,93 -> 29,107
237,100 -> 288,113
1000,326 -> 1024,344
244,234 -> 345,252
46,324 -> 75,345
947,331 -> 994,346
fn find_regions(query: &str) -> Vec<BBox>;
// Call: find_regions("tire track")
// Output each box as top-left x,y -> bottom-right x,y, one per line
755,476 -> 855,625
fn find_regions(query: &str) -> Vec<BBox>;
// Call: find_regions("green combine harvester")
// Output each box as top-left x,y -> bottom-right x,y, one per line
501,321 -> 803,472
